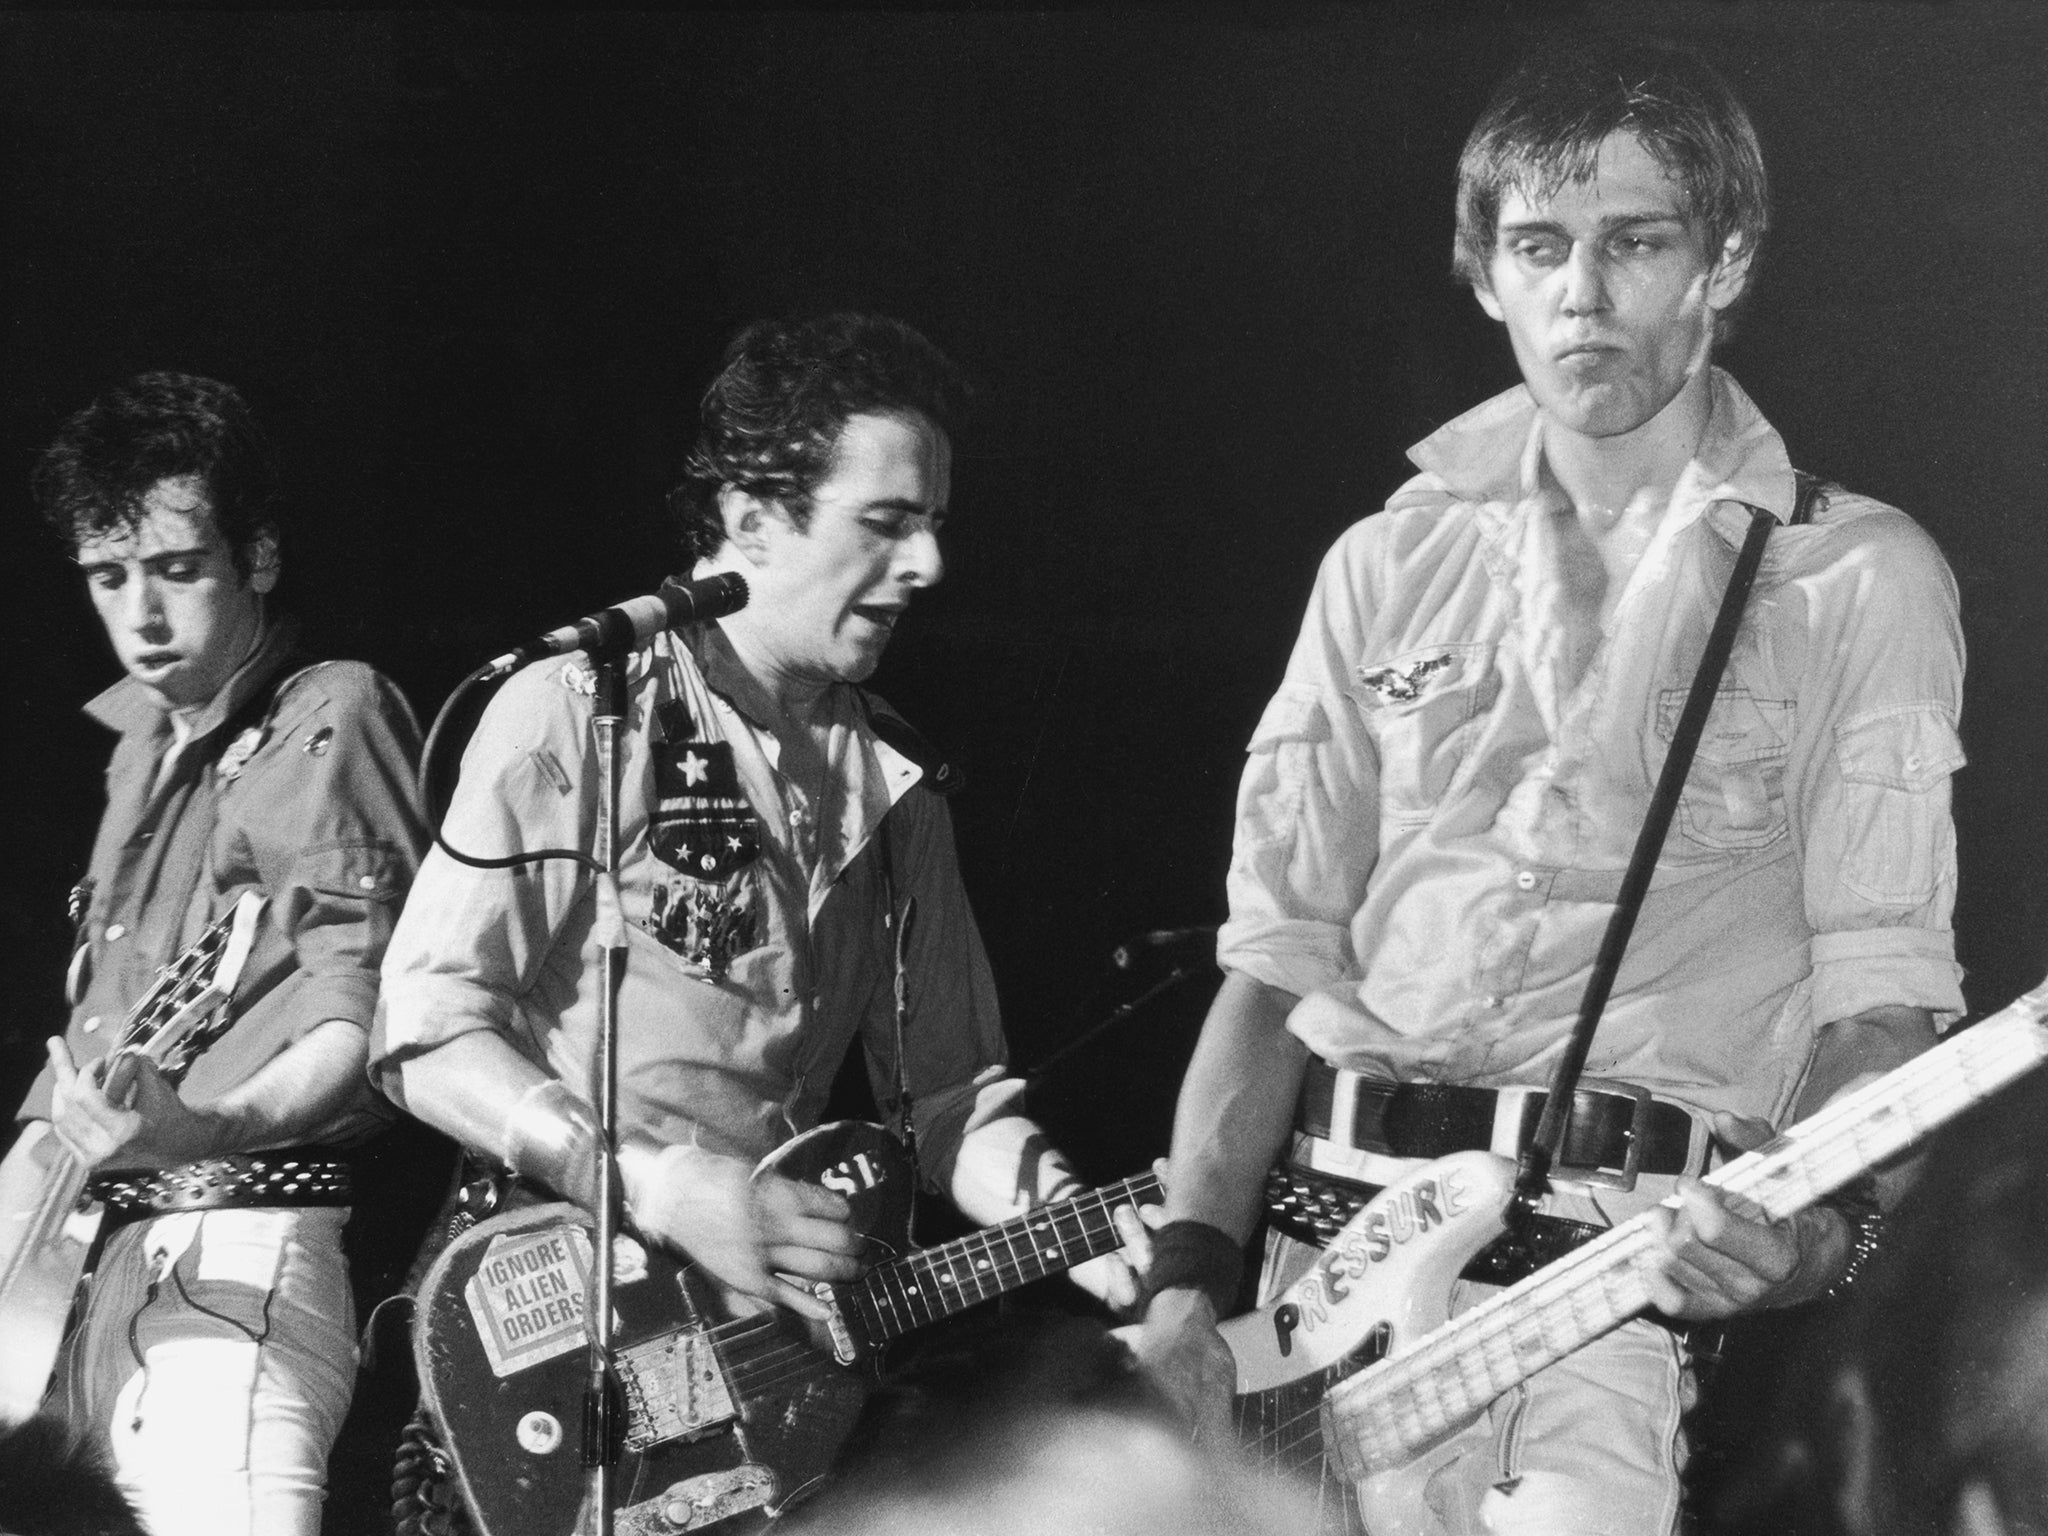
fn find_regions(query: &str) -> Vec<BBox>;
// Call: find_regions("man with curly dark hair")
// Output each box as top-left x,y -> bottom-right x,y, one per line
375,316 -> 1143,1466
0,372 -> 425,1535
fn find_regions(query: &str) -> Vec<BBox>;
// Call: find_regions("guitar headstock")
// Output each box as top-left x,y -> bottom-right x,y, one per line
116,893 -> 267,1087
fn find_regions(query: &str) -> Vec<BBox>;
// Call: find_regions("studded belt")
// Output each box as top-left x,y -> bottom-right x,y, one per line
87,1149 -> 354,1227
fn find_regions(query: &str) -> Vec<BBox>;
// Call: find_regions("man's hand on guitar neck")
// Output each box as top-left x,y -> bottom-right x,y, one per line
1644,1005 -> 1936,1319
46,1022 -> 371,1174
1642,1112 -> 1853,1319
1066,1169 -> 1169,1314
47,1038 -> 234,1170
616,1141 -> 864,1321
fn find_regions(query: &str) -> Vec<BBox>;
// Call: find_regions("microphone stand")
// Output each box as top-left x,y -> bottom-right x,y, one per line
1025,958 -> 1215,1088
581,650 -> 628,1536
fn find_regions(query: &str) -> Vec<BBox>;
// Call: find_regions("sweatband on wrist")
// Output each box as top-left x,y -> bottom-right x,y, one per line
501,1080 -> 604,1210
1141,1220 -> 1245,1318
1818,1174 -> 1885,1300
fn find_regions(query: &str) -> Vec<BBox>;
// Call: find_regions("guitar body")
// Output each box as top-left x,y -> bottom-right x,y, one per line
0,1127 -> 101,1425
416,1120 -> 1165,1536
1221,1151 -> 1516,1532
0,893 -> 266,1428
415,1122 -> 913,1536
1223,1151 -> 1515,1395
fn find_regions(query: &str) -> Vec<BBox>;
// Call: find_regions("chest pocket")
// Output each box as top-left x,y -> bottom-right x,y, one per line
1656,687 -> 1793,852
1352,641 -> 1497,826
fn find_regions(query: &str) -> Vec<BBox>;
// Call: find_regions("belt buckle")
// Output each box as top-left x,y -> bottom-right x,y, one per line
1553,1083 -> 1651,1193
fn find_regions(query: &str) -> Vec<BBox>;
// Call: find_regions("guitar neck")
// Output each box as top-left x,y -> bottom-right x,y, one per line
845,1171 -> 1163,1348
1335,991 -> 2048,1466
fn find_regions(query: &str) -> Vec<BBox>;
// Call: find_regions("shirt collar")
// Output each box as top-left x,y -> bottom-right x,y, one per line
677,622 -> 923,804
83,620 -> 300,741
1407,366 -> 1798,534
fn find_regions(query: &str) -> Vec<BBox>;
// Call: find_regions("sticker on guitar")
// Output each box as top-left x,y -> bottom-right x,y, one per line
465,1226 -> 660,1378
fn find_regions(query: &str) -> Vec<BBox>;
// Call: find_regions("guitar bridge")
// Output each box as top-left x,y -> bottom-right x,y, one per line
616,1329 -> 738,1451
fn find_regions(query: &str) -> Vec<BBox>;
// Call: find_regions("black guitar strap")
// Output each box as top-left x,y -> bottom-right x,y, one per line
872,807 -> 921,1187
1518,474 -> 1821,1202
854,690 -> 924,1192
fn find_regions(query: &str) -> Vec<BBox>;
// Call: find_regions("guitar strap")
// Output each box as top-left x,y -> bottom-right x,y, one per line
176,654 -> 322,952
872,803 -> 921,1187
856,690 -> 927,1191
1517,472 -> 1825,1204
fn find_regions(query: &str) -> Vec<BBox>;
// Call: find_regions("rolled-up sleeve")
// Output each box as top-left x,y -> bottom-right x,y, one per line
372,661 -> 595,1075
1791,511 -> 1968,1028
237,665 -> 426,1043
1218,526 -> 1384,1000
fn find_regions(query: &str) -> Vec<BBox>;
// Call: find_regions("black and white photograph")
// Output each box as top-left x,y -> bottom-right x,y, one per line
2,6 -> 2045,1534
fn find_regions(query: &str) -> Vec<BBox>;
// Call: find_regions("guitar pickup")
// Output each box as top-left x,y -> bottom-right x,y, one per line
616,1329 -> 737,1451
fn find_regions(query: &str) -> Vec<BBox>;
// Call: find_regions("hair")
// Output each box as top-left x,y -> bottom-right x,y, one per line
670,313 -> 969,563
0,1414 -> 151,1536
32,372 -> 281,573
1452,38 -> 1769,296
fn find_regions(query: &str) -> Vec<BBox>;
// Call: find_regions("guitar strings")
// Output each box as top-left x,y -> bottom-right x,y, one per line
638,1176 -> 1165,1412
1306,1018 -> 2048,1463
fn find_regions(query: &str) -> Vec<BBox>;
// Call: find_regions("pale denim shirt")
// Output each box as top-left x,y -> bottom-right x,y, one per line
374,624 -> 1022,1185
1221,370 -> 1966,1127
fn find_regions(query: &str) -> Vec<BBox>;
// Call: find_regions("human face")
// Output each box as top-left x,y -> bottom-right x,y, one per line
76,476 -> 273,711
1477,132 -> 1750,441
736,410 -> 948,702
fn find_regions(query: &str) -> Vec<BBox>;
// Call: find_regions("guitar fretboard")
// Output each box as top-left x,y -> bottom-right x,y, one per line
841,1172 -> 1163,1347
1328,989 -> 2048,1473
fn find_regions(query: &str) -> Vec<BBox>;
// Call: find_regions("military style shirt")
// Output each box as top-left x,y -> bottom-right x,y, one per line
18,624 -> 425,1148
373,623 -> 1022,1185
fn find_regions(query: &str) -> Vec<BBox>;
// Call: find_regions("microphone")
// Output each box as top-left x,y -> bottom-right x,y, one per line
480,573 -> 750,678
1111,925 -> 1219,971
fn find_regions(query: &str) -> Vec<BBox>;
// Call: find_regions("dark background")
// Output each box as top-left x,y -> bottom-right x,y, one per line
2,3 -> 2044,1528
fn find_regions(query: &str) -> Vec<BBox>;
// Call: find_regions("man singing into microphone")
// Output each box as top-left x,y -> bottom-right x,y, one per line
375,315 -> 1140,1368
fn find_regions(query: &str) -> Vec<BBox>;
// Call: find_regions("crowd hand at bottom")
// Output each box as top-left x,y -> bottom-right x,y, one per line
619,1142 -> 864,1320
1124,1285 -> 1237,1446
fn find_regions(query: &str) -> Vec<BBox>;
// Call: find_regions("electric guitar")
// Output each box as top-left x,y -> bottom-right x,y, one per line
414,1120 -> 1162,1536
1220,981 -> 2048,1534
0,892 -> 268,1425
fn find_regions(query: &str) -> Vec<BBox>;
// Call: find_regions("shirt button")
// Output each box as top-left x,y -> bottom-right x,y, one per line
81,1016 -> 101,1034
105,924 -> 126,941
358,875 -> 379,891
1514,871 -> 1537,892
